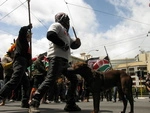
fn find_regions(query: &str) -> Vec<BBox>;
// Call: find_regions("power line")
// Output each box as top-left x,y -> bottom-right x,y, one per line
66,2 -> 150,26
103,35 -> 146,47
80,33 -> 147,52
112,46 -> 139,59
75,33 -> 148,58
0,0 -> 8,6
0,0 -> 48,37
0,1 -> 26,21
0,29 -> 17,36
19,0 -> 48,30
64,0 -> 75,27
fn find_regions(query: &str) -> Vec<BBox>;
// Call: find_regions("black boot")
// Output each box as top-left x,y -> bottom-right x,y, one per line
64,104 -> 81,111
29,99 -> 40,113
21,99 -> 29,108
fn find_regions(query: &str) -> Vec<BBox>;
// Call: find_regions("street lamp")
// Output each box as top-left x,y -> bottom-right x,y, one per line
86,49 -> 99,59
87,49 -> 99,55
80,50 -> 99,60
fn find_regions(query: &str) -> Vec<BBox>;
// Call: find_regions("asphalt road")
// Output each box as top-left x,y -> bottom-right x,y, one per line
0,97 -> 149,113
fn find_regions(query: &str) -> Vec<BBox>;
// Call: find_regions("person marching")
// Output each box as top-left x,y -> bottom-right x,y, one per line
29,12 -> 81,113
146,73 -> 150,102
28,54 -> 47,104
0,46 -> 14,106
0,24 -> 32,108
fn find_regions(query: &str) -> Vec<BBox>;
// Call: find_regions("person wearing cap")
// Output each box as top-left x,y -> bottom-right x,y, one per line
29,12 -> 81,113
0,24 -> 32,108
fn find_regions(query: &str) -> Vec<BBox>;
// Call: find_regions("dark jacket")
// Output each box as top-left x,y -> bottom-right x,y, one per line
14,25 -> 31,64
32,58 -> 46,76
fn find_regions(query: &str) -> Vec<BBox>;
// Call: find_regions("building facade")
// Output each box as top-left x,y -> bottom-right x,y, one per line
71,53 -> 150,88
112,53 -> 150,87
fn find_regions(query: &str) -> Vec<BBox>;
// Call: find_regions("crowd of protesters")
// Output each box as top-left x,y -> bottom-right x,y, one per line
0,54 -> 92,104
0,50 -> 123,105
0,12 -> 150,113
0,57 -> 124,104
1,53 -> 150,107
1,50 -> 150,105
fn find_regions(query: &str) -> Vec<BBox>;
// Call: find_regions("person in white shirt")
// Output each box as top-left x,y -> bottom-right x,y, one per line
29,12 -> 81,113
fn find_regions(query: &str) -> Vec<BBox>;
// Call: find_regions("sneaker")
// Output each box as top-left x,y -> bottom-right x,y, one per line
0,98 -> 6,106
29,106 -> 40,113
29,99 -> 40,113
64,104 -> 81,111
45,100 -> 52,104
9,99 -> 15,102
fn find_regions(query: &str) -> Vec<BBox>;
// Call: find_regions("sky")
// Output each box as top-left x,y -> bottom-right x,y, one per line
0,0 -> 150,60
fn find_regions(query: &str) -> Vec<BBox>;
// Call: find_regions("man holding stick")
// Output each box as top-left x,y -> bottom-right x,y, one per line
29,12 -> 81,113
0,24 -> 32,108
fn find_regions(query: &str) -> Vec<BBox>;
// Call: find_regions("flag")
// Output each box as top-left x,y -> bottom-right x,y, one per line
93,56 -> 111,72
43,56 -> 49,69
103,55 -> 110,62
86,57 -> 100,69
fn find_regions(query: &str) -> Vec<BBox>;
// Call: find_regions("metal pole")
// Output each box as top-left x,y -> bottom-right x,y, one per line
104,46 -> 113,69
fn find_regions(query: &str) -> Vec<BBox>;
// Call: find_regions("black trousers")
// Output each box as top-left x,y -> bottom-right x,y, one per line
32,75 -> 45,88
33,57 -> 78,105
0,57 -> 30,102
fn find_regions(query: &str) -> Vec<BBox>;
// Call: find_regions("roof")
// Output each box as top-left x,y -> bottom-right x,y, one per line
114,61 -> 147,69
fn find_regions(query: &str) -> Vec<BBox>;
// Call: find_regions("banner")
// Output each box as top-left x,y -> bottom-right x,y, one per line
93,56 -> 111,72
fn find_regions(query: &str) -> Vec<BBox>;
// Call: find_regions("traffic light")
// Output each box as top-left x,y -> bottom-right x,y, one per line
141,71 -> 144,78
137,71 -> 140,78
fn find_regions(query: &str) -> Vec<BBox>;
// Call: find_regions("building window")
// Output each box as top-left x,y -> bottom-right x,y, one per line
137,67 -> 147,71
129,68 -> 135,76
122,69 -> 126,72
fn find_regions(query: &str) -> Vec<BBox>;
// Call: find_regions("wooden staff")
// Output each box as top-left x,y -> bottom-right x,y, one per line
27,0 -> 31,25
27,0 -> 32,77
72,26 -> 77,39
